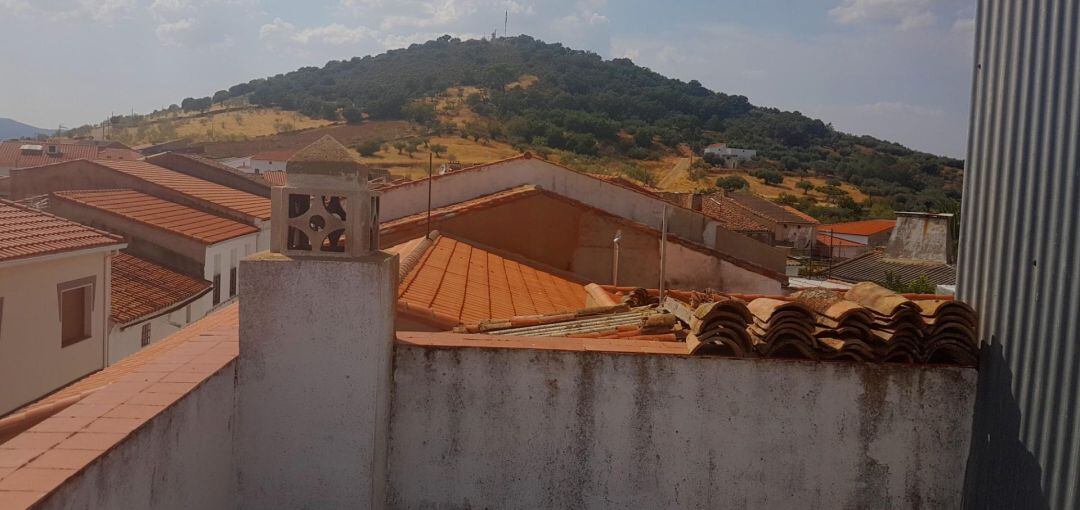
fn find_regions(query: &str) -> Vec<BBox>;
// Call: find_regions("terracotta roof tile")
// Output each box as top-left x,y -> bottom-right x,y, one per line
260,170 -> 287,186
725,192 -> 819,224
0,199 -> 123,263
251,150 -> 296,161
0,141 -> 137,169
0,305 -> 239,504
820,219 -> 896,236
816,232 -> 864,248
51,190 -> 258,245
110,253 -> 212,325
392,233 -> 590,327
90,160 -> 270,221
700,195 -> 772,233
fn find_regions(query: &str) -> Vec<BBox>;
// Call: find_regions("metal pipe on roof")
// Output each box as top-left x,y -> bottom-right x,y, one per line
612,229 -> 622,286
659,205 -> 668,300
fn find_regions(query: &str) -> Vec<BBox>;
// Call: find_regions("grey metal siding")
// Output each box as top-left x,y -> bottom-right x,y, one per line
959,0 -> 1080,508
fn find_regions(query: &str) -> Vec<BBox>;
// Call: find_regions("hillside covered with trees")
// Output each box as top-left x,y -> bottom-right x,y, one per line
175,35 -> 966,221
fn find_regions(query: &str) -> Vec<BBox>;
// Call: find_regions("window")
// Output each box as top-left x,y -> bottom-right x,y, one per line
57,277 -> 95,348
140,323 -> 152,347
229,248 -> 238,298
212,253 -> 222,305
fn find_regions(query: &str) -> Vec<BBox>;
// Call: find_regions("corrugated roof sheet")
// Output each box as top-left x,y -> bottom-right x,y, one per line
91,160 -> 271,220
828,250 -> 956,286
52,189 -> 258,244
393,233 -> 590,327
820,219 -> 896,236
110,252 -> 212,325
0,198 -> 123,263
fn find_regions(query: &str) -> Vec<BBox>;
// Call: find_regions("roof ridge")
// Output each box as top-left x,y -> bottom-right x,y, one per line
397,231 -> 439,281
0,197 -> 123,243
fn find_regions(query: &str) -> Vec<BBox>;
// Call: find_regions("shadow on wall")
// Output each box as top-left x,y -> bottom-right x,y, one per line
962,340 -> 1049,509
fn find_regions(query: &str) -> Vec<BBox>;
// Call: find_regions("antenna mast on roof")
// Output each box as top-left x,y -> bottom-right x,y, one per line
504,10 -> 508,37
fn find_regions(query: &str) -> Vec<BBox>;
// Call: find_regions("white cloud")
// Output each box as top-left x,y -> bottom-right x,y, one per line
0,0 -> 136,21
830,0 -> 937,31
380,0 -> 477,30
155,17 -> 196,45
952,17 -> 975,33
260,18 -> 376,47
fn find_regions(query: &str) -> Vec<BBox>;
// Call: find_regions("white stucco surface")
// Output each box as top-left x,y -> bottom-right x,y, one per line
0,251 -> 112,414
235,251 -> 398,509
387,346 -> 977,509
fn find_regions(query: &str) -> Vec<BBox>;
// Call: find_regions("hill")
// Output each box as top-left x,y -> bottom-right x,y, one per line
95,35 -> 964,222
0,118 -> 51,139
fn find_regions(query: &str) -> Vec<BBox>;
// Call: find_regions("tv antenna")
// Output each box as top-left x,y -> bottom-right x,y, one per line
504,10 -> 508,37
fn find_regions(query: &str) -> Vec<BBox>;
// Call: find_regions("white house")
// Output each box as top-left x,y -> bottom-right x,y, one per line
47,189 -> 260,311
247,150 -> 294,174
0,199 -> 126,415
704,143 -> 757,161
107,252 -> 212,364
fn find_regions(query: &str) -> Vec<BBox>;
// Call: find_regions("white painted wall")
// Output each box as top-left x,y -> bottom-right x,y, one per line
250,158 -> 287,173
0,251 -> 112,414
204,234 -> 257,307
36,364 -> 237,510
388,346 -> 977,509
107,296 -> 210,365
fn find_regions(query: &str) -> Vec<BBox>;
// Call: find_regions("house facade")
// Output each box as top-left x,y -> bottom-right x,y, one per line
0,200 -> 125,415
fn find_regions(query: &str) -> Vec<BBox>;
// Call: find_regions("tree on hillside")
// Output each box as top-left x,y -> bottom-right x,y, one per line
343,107 -> 364,124
429,143 -> 448,157
796,180 -> 814,194
356,139 -> 383,157
752,169 -> 784,185
715,175 -> 749,192
392,141 -> 407,154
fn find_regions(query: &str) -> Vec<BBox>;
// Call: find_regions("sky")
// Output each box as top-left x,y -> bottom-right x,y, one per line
0,0 -> 976,157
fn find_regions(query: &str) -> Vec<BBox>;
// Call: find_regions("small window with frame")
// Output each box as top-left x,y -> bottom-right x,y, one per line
140,323 -> 152,347
57,277 -> 95,348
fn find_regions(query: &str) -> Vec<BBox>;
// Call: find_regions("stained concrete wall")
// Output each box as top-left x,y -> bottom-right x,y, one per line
387,347 -> 977,509
36,365 -> 236,510
378,158 -> 787,272
381,192 -> 782,293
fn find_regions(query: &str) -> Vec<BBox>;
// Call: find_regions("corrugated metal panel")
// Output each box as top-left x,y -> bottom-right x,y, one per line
959,0 -> 1080,508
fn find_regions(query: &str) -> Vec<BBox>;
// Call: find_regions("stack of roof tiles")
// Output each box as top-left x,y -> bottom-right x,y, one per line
537,283 -> 978,367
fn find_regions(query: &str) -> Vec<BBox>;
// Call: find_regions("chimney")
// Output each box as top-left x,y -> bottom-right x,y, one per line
885,211 -> 955,263
236,135 -> 397,508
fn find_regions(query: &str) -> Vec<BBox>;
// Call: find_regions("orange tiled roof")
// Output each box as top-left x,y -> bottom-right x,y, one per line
110,252 -> 212,325
816,232 -> 864,248
90,160 -> 271,220
820,219 -> 897,236
393,233 -> 590,328
701,195 -> 772,233
51,189 -> 259,244
0,304 -> 239,503
0,198 -> 123,263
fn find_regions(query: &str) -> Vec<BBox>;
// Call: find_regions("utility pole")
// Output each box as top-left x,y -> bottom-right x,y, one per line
659,205 -> 669,301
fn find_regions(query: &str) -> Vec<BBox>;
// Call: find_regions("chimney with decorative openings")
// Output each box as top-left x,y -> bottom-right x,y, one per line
237,135 -> 397,509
